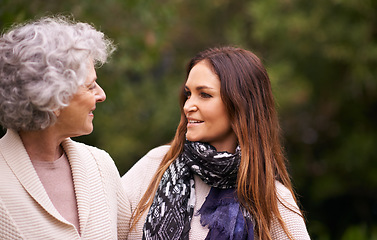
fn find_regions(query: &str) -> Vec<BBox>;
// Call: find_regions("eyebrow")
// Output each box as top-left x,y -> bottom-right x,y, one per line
185,85 -> 215,91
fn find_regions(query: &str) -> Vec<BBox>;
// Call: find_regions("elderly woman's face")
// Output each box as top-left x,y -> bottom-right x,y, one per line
55,61 -> 106,137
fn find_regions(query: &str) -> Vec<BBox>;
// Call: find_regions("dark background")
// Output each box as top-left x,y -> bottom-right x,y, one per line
1,0 -> 376,239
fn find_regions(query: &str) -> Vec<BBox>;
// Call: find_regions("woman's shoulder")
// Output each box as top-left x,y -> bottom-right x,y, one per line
63,138 -> 118,175
66,139 -> 112,160
275,181 -> 299,210
142,145 -> 171,160
125,145 -> 170,173
275,181 -> 293,198
121,145 -> 170,190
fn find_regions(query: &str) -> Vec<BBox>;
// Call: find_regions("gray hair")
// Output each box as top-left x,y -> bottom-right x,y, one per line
0,16 -> 115,131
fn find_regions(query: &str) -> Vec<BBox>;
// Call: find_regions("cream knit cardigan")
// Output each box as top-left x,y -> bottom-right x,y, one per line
122,145 -> 311,240
0,130 -> 130,239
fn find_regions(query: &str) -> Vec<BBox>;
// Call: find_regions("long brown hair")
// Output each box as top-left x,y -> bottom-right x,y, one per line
131,46 -> 303,239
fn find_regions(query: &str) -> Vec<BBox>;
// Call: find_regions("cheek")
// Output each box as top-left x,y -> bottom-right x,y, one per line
77,93 -> 95,106
216,116 -> 232,131
211,108 -> 232,129
209,103 -> 228,121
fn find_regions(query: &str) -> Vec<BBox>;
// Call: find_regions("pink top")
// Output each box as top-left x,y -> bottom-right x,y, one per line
0,129 -> 129,239
31,153 -> 80,234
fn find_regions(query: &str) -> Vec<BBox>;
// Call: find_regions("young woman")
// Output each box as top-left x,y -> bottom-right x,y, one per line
122,46 -> 310,239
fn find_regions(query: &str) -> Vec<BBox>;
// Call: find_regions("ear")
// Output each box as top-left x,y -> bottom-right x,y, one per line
54,109 -> 61,117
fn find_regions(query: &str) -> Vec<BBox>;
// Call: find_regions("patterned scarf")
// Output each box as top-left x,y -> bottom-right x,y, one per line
143,141 -> 253,240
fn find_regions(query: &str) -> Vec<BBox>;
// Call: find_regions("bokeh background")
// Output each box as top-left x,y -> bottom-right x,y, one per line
1,0 -> 376,239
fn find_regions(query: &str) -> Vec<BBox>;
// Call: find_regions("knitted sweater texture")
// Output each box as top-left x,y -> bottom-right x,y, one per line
121,145 -> 311,239
0,130 -> 129,239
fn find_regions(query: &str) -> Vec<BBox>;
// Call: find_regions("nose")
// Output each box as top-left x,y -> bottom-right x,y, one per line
95,82 -> 106,102
183,98 -> 198,114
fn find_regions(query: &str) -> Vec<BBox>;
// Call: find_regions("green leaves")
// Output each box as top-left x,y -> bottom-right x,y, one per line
1,0 -> 376,238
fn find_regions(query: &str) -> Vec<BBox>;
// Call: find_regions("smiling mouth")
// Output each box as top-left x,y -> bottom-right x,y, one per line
189,120 -> 203,123
89,107 -> 96,115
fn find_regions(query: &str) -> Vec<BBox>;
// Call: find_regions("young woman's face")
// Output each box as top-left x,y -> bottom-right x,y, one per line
183,60 -> 237,153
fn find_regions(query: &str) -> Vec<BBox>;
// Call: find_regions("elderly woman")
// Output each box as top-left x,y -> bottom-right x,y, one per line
0,17 -> 128,239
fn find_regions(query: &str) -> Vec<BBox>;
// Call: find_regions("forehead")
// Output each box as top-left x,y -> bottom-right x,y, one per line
186,60 -> 220,88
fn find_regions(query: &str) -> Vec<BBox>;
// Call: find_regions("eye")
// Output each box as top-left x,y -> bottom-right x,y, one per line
88,82 -> 97,90
200,92 -> 212,98
184,89 -> 191,99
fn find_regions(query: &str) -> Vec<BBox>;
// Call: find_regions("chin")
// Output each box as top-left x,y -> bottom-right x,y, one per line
80,127 -> 94,136
185,135 -> 201,143
85,123 -> 94,133
85,128 -> 94,135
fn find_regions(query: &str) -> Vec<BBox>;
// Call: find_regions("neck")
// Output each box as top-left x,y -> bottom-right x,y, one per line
19,128 -> 65,162
210,135 -> 238,154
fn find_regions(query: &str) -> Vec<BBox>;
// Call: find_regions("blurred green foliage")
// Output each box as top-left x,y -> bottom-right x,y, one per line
1,0 -> 376,239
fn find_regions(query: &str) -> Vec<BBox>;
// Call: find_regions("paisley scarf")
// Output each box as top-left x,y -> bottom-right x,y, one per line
142,140 -> 253,240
